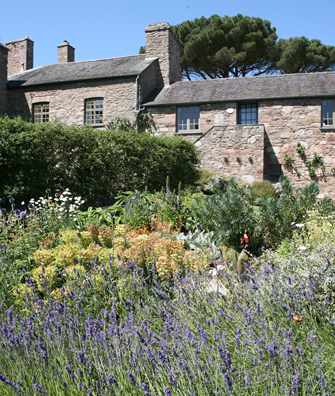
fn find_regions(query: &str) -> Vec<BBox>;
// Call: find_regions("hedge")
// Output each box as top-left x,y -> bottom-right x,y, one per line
0,118 -> 199,206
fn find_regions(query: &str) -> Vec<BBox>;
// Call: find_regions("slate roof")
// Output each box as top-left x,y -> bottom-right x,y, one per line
145,71 -> 335,106
8,55 -> 157,88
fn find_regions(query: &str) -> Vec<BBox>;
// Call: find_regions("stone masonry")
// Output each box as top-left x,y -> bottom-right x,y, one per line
145,23 -> 182,86
58,41 -> 75,63
6,38 -> 33,76
4,23 -> 179,125
8,77 -> 141,124
149,98 -> 335,196
194,125 -> 265,183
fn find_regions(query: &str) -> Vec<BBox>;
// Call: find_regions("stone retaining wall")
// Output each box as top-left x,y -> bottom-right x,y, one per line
194,125 -> 264,183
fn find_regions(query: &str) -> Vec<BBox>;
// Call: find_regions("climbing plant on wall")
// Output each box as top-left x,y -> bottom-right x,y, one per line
283,144 -> 328,181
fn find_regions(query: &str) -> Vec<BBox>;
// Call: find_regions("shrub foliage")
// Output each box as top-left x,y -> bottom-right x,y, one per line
0,117 -> 199,206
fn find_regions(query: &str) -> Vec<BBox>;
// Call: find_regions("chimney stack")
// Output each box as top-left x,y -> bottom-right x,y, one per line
6,37 -> 34,76
58,41 -> 75,63
145,22 -> 182,86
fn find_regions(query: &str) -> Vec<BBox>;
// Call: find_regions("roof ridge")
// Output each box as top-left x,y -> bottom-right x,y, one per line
9,54 -> 159,78
58,53 -> 154,65
172,70 -> 335,86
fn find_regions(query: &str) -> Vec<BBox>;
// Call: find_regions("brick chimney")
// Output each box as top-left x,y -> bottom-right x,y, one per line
0,43 -> 8,114
145,22 -> 182,86
58,41 -> 75,63
6,37 -> 34,76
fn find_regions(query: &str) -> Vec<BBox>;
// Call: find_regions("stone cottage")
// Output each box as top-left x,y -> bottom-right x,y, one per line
1,22 -> 335,195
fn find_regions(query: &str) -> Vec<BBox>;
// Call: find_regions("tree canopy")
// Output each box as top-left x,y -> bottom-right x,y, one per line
276,37 -> 335,73
171,14 -> 335,79
173,15 -> 279,79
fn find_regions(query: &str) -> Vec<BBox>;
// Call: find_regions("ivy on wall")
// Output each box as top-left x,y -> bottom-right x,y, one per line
283,144 -> 329,181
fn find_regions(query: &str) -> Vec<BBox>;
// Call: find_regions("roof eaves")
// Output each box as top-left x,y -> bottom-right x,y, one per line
144,93 -> 335,107
8,73 -> 139,89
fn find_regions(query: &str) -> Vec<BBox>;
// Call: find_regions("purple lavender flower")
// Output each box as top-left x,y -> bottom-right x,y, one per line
267,342 -> 278,358
291,372 -> 300,394
164,387 -> 172,396
141,382 -> 151,396
33,382 -> 46,394
128,371 -> 136,385
224,372 -> 233,392
0,373 -> 20,392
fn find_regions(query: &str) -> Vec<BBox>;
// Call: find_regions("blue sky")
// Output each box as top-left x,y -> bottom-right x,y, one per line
1,0 -> 335,67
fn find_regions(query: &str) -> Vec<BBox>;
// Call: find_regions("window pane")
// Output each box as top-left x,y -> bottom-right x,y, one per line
33,102 -> 49,123
322,100 -> 334,126
85,98 -> 104,125
238,103 -> 258,125
177,106 -> 200,132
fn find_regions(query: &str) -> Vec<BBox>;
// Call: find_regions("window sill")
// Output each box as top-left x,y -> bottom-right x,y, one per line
176,130 -> 202,135
85,124 -> 105,128
321,126 -> 335,132
236,123 -> 259,126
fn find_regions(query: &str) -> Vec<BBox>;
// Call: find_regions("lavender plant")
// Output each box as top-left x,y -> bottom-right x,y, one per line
0,250 -> 334,395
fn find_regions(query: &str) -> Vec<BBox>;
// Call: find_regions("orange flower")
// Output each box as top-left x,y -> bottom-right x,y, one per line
292,313 -> 303,323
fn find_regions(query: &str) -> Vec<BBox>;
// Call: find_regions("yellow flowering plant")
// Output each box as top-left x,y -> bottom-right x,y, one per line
18,221 -> 211,303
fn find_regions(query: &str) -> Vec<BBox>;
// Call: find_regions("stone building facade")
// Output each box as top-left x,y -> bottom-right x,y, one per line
145,74 -> 335,197
1,22 -> 335,196
1,23 -> 177,125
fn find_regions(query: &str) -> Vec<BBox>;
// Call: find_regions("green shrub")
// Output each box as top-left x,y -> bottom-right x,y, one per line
250,180 -> 277,201
183,177 -> 329,253
0,117 -> 199,206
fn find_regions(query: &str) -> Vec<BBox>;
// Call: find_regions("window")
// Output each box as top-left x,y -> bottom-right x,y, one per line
322,100 -> 335,127
237,103 -> 258,125
177,106 -> 200,132
33,102 -> 49,123
85,98 -> 104,126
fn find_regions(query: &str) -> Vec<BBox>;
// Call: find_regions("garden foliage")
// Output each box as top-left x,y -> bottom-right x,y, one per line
1,177 -> 335,394
0,117 -> 199,207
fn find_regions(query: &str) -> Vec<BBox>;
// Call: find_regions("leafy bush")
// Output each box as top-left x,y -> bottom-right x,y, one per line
250,180 -> 277,200
0,117 -> 199,207
184,177 -> 329,253
106,111 -> 156,133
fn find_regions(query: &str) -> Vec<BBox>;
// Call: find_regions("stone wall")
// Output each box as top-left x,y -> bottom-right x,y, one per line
6,38 -> 33,76
149,98 -> 335,196
195,125 -> 264,183
0,44 -> 8,114
259,98 -> 335,197
150,102 -> 237,136
8,77 -> 140,125
145,23 -> 182,86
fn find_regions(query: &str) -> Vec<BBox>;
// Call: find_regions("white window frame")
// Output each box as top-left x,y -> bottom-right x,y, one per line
322,99 -> 335,127
84,97 -> 104,126
33,102 -> 50,123
177,106 -> 200,132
